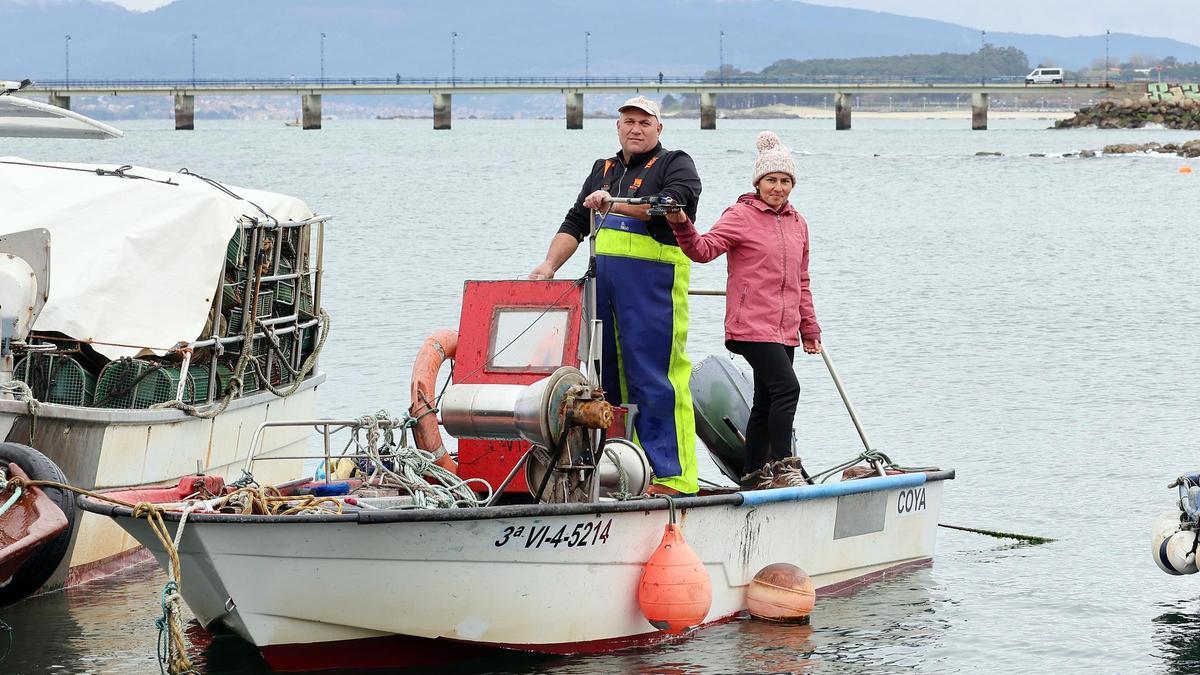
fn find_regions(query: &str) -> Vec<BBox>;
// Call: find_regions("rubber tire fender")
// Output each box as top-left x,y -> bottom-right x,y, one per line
0,441 -> 76,607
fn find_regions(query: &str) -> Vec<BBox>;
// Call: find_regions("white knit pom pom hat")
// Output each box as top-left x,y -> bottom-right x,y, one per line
752,130 -> 795,186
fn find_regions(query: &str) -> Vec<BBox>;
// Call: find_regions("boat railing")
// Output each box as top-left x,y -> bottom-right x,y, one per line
240,418 -> 410,481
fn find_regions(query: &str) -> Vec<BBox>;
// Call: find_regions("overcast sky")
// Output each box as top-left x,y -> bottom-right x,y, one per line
803,0 -> 1199,45
100,0 -> 1200,47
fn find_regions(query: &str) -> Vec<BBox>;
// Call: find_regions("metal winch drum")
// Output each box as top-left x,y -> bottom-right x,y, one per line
440,366 -> 649,502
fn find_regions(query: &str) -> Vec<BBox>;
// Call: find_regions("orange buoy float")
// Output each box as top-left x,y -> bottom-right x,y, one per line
1180,166 -> 1193,174
637,497 -> 712,633
409,329 -> 459,473
746,563 -> 815,624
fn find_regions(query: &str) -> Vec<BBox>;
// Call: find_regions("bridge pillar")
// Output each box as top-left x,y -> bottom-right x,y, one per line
566,92 -> 583,130
174,93 -> 194,130
47,93 -> 70,110
971,92 -> 989,130
700,92 -> 716,130
433,93 -> 452,130
835,92 -> 852,130
302,94 -> 322,130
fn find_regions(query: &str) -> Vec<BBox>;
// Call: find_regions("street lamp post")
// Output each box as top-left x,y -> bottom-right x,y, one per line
1105,29 -> 1110,86
64,34 -> 71,88
719,30 -> 725,85
451,32 -> 458,86
585,31 -> 590,85
320,32 -> 326,85
980,30 -> 986,85
191,33 -> 198,86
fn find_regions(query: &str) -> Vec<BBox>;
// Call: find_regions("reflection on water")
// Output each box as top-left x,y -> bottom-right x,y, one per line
1153,600 -> 1200,673
495,568 -> 937,675
2,560 -> 154,674
0,556 -> 937,674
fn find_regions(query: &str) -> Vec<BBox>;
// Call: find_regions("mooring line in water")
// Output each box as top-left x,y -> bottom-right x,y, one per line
939,523 -> 1056,544
0,619 -> 11,666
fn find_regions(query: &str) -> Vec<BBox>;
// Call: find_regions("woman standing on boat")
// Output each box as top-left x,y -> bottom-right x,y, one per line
664,131 -> 821,485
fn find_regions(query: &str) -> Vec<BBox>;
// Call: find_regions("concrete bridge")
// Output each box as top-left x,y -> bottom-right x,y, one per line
24,77 -> 1112,131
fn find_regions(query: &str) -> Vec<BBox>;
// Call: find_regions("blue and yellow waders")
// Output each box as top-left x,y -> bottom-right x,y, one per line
594,214 -> 698,494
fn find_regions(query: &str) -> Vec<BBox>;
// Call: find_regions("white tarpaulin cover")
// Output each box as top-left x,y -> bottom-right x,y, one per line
0,158 -> 316,360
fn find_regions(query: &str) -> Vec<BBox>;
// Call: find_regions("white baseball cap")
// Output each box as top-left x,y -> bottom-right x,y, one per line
618,96 -> 660,119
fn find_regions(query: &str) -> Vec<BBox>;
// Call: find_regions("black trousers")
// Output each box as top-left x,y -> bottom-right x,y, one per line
726,340 -> 798,475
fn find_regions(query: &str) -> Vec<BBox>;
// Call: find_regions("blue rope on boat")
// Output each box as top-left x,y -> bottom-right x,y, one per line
738,472 -> 926,507
156,580 -> 178,675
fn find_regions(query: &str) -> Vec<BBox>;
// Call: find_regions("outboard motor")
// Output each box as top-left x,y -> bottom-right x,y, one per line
690,355 -> 799,483
1152,472 -> 1200,575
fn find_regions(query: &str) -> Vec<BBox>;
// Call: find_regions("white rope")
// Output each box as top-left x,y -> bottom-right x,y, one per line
161,502 -> 200,675
352,413 -> 493,509
0,380 -> 41,444
0,379 -> 39,412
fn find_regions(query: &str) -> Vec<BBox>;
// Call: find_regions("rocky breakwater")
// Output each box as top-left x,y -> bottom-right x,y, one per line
1101,140 -> 1200,158
1055,98 -> 1200,130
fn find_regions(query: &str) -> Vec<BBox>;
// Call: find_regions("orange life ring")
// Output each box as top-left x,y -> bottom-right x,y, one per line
409,329 -> 459,474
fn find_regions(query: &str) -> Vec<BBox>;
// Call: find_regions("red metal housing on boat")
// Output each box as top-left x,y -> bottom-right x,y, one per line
452,280 -> 586,493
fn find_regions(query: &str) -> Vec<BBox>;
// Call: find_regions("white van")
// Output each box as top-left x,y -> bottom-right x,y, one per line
1026,68 -> 1064,85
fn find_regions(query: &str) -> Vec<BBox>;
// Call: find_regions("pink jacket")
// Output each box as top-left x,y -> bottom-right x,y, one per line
671,193 -> 820,346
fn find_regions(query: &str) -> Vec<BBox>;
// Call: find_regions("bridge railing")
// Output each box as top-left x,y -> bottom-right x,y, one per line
27,74 -> 1121,89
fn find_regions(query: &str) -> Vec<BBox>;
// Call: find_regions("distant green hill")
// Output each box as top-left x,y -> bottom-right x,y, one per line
753,45 -> 1030,81
663,47 -> 1032,111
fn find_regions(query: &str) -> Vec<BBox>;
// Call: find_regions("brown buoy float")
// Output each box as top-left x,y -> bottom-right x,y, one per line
746,563 -> 815,623
637,497 -> 712,633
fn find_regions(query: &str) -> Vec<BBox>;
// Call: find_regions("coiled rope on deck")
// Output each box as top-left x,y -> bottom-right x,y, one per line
345,411 -> 493,508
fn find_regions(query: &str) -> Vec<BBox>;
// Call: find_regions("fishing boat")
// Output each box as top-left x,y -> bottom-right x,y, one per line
0,87 -> 331,602
80,210 -> 954,670
0,80 -> 122,139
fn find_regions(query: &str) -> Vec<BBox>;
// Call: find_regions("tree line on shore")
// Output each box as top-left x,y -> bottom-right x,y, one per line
660,47 -> 1200,113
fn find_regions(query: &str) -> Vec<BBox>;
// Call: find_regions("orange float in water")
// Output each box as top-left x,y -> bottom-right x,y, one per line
1181,166 -> 1193,174
746,563 -> 816,623
637,514 -> 712,633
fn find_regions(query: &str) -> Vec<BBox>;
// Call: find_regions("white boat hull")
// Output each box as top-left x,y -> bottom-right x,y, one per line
0,376 -> 322,591
96,470 -> 950,669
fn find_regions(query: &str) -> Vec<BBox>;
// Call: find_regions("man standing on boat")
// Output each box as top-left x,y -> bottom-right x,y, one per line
529,96 -> 701,496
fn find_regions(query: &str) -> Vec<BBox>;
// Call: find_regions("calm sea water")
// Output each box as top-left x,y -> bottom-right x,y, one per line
3,115 -> 1200,674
